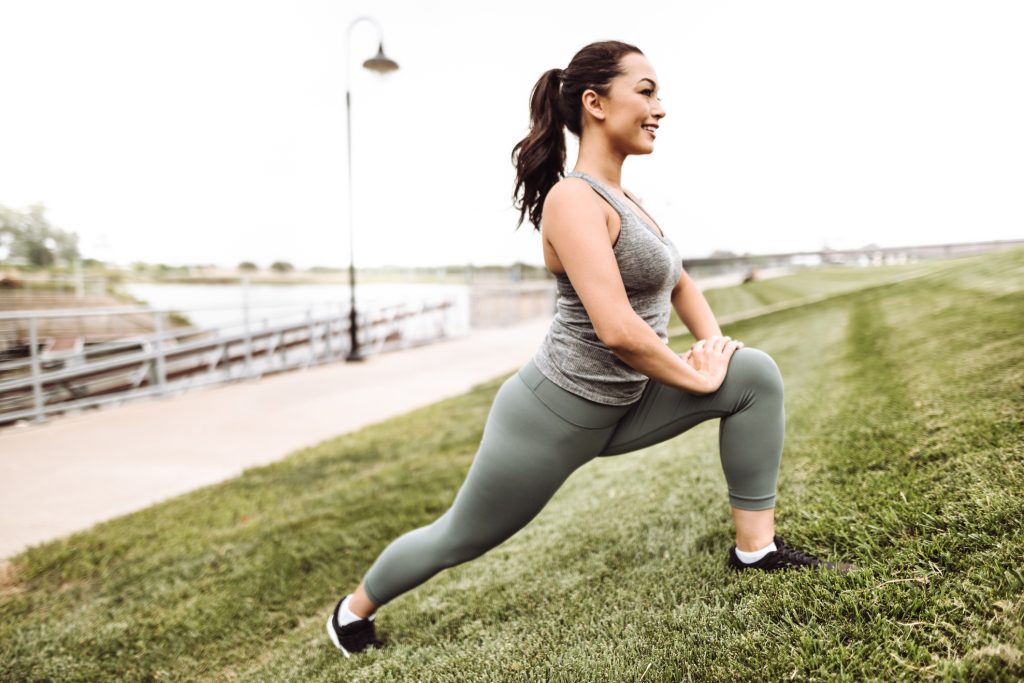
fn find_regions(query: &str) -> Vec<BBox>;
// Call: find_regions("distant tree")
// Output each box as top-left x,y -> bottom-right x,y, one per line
238,261 -> 259,272
0,203 -> 80,267
709,249 -> 739,259
270,261 -> 294,273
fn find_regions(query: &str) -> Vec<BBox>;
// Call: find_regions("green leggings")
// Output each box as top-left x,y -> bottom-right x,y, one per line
362,347 -> 785,606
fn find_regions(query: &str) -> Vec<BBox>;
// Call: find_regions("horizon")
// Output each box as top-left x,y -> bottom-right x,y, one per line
7,236 -> 1021,275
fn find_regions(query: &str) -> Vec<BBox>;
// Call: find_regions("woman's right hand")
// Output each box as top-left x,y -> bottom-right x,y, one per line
679,335 -> 743,394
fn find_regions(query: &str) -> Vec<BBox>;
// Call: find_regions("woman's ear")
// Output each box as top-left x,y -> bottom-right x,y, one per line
581,88 -> 606,122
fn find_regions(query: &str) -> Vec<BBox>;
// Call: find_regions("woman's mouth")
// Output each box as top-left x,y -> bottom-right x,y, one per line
641,124 -> 658,139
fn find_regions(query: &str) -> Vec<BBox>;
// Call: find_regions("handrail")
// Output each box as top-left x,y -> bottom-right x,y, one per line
0,299 -> 459,426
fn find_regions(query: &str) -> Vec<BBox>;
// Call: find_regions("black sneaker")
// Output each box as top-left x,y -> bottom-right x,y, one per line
727,535 -> 854,573
326,595 -> 385,657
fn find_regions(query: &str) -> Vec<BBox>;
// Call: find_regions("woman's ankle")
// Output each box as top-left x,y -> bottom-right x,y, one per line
350,585 -> 378,619
734,534 -> 776,552
730,506 -> 776,551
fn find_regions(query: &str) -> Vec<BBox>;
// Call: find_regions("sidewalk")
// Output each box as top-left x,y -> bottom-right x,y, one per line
0,317 -> 552,559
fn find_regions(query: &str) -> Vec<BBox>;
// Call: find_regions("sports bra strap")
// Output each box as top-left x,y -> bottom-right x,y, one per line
565,171 -> 630,216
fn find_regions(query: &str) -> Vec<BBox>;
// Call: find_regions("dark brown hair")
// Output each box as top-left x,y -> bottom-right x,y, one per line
510,40 -> 643,232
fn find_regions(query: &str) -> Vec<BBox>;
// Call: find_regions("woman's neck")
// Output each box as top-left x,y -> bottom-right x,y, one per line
572,142 -> 626,190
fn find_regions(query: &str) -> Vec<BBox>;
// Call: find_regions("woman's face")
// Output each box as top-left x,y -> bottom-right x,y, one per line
586,52 -> 666,156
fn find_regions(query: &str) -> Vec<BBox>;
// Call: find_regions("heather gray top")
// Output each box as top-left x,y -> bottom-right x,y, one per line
532,171 -> 683,405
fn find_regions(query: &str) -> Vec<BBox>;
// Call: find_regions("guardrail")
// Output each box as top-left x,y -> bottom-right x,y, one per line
0,299 -> 457,427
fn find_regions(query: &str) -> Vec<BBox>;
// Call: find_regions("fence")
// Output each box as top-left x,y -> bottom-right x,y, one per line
0,298 -> 458,427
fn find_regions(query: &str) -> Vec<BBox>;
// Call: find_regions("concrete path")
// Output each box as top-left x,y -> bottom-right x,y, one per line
0,317 -> 552,559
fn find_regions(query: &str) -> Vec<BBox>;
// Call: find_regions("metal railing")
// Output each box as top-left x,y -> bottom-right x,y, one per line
0,298 -> 458,427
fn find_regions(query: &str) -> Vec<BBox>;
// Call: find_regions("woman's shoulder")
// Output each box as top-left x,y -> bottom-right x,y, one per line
541,176 -> 618,247
544,175 -> 600,213
550,173 -> 594,194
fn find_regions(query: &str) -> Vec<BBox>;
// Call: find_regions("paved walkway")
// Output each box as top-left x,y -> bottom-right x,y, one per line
0,317 -> 552,559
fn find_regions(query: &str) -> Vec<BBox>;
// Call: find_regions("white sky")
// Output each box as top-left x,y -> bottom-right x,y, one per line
1,0 -> 1021,269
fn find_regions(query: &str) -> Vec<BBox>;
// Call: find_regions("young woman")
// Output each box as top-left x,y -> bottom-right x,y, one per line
327,39 -> 850,657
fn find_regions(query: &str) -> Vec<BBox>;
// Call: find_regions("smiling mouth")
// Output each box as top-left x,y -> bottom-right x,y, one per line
642,124 -> 658,138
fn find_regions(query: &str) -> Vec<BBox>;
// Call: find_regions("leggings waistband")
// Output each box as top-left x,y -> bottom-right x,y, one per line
517,358 -> 633,429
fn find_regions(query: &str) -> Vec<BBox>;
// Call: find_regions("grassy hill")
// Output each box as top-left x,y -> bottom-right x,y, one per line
2,250 -> 1021,681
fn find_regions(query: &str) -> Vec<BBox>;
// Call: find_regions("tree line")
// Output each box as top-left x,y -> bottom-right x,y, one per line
0,203 -> 80,268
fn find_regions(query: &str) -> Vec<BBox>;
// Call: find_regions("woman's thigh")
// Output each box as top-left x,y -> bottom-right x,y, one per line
362,364 -> 632,603
599,347 -> 779,456
440,362 -> 630,546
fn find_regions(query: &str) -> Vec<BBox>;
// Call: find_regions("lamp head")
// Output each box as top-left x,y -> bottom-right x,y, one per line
363,43 -> 399,74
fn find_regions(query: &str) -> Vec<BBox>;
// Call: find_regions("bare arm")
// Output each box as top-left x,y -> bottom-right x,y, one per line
615,268 -> 739,392
603,317 -> 724,394
670,269 -> 721,340
543,180 -> 727,395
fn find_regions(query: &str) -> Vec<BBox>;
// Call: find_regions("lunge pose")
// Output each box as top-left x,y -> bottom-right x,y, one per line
327,40 -> 850,657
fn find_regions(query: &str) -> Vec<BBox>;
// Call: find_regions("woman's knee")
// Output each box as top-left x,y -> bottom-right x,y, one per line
727,347 -> 783,396
437,533 -> 492,568
427,516 -> 494,568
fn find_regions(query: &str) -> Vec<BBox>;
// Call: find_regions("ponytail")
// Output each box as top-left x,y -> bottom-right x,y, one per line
510,68 -> 566,231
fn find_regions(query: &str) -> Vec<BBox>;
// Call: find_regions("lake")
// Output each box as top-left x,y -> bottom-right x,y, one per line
120,281 -> 472,337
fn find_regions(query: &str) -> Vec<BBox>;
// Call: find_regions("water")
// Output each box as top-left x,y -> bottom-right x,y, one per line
120,281 -> 472,337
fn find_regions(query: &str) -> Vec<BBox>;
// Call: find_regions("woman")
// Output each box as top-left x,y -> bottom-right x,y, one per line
327,39 -> 850,657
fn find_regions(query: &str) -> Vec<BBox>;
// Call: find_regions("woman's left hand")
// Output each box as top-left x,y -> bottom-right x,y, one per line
680,336 -> 744,368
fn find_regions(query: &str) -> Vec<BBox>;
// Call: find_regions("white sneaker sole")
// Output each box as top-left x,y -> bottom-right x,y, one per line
326,614 -> 352,658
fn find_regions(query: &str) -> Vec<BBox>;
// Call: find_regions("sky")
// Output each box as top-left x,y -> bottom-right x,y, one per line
1,0 -> 1021,269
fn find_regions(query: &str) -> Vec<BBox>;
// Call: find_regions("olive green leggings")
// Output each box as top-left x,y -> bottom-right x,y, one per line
361,347 -> 785,606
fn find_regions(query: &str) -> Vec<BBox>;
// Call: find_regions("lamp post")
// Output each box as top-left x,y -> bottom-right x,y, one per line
344,16 -> 399,362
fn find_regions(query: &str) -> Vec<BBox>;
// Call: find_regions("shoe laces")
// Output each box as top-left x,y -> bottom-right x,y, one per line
774,538 -> 825,566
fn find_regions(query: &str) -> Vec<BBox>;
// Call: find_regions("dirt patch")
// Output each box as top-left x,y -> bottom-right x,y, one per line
0,559 -> 26,598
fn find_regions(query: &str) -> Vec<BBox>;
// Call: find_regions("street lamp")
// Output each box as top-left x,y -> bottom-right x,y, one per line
345,16 -> 399,362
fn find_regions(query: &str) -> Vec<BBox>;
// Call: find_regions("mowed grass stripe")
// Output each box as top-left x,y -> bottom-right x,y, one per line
669,260 -> 949,336
1,249 -> 1021,681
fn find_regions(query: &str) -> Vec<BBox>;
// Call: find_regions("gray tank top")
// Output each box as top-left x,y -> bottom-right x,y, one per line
532,170 -> 684,405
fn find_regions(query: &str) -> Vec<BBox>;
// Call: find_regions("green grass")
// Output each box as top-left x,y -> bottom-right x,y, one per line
664,261 -> 956,339
2,250 -> 1022,681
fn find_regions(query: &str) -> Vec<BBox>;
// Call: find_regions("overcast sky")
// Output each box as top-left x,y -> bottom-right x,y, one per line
1,0 -> 1021,269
